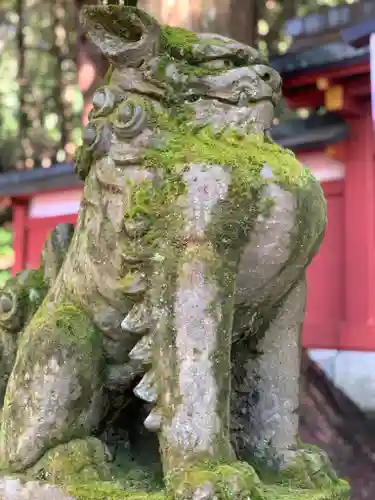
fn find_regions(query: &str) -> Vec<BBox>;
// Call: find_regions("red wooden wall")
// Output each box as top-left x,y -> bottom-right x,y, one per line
304,180 -> 344,349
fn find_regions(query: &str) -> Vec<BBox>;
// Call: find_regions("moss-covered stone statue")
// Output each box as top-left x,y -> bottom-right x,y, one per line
0,3 -> 350,500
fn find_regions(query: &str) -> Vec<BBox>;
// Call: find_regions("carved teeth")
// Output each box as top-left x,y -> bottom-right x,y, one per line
129,333 -> 153,365
144,408 -> 162,432
121,302 -> 152,334
133,370 -> 158,403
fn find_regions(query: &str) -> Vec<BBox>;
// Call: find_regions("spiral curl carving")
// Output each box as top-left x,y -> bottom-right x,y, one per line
92,88 -> 116,117
113,101 -> 147,140
82,123 -> 112,157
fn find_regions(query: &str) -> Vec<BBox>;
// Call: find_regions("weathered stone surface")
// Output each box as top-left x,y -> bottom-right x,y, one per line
0,479 -> 73,500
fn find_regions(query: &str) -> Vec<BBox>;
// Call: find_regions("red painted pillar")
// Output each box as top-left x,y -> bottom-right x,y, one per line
341,104 -> 375,350
12,200 -> 28,275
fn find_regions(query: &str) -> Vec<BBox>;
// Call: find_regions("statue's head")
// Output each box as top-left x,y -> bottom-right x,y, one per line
80,5 -> 282,135
0,271 -> 46,333
0,223 -> 74,334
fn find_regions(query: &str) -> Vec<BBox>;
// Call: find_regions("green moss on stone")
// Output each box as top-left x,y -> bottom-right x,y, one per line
124,101 -> 313,254
64,482 -> 165,500
28,438 -> 112,484
270,445 -> 348,492
23,302 -> 100,355
74,144 -> 94,181
163,461 -> 349,500
263,483 -> 349,500
145,124 -> 309,189
63,483 -> 348,500
160,26 -> 199,60
157,54 -> 227,80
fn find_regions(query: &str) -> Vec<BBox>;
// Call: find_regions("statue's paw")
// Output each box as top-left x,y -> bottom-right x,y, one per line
171,461 -> 265,500
278,445 -> 348,490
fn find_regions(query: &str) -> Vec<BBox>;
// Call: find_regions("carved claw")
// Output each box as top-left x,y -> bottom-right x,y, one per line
129,333 -> 153,365
133,369 -> 158,403
278,445 -> 347,490
144,407 -> 162,432
121,302 -> 152,334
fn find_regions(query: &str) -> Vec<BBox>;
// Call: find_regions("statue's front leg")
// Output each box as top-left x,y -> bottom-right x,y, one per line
156,242 -> 236,471
145,164 -> 263,499
153,244 -> 263,500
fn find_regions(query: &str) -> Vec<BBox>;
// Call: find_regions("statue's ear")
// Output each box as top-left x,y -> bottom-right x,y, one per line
80,6 -> 160,68
40,223 -> 75,284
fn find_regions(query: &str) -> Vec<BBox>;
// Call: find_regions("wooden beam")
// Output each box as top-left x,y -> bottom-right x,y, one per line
344,74 -> 371,97
284,86 -> 324,109
283,62 -> 370,90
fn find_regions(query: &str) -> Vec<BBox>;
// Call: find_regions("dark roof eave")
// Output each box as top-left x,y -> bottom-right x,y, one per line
341,19 -> 375,48
0,163 -> 82,198
0,116 -> 349,198
271,45 -> 369,78
272,113 -> 349,150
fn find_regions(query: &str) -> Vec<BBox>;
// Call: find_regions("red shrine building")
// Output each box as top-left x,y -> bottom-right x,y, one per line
1,3 -> 375,413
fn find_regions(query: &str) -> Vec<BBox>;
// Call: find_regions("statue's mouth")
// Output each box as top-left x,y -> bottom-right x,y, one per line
186,95 -> 276,137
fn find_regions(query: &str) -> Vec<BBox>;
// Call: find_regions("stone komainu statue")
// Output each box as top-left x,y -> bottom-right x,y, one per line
0,3 -> 349,500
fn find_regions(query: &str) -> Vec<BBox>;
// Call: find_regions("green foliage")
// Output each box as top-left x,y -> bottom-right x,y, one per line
0,227 -> 12,287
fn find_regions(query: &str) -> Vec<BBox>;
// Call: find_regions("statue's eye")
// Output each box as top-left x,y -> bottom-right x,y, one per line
201,59 -> 234,70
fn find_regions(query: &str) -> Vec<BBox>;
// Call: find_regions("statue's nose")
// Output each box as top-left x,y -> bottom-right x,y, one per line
253,65 -> 282,93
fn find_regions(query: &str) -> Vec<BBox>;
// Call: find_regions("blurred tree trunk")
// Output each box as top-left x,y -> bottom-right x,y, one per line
141,0 -> 299,51
227,0 -> 258,46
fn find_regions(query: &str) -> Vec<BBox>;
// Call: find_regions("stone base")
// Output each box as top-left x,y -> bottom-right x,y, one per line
0,478 -> 350,500
263,484 -> 349,499
0,438 -> 350,500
